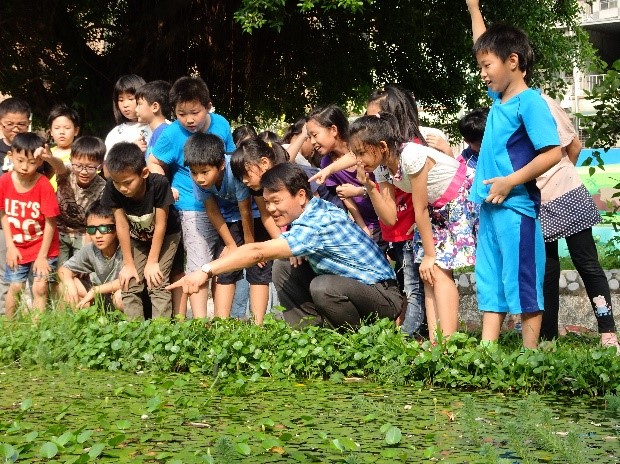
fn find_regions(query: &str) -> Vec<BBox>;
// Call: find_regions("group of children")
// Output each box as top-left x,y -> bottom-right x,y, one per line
0,0 -> 617,351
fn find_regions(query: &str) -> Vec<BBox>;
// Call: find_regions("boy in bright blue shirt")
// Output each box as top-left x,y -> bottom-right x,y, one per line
467,0 -> 562,349
185,132 -> 271,324
148,76 -> 235,317
135,80 -> 172,161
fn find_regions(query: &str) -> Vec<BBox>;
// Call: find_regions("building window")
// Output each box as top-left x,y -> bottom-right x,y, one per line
601,0 -> 617,10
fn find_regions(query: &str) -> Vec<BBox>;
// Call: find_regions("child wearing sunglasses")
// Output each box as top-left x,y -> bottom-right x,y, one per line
39,136 -> 107,266
57,201 -> 123,311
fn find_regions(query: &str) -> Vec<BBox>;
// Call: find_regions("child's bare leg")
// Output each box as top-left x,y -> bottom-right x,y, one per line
6,282 -> 24,318
481,312 -> 507,343
189,288 -> 209,318
170,272 -> 188,317
424,282 -> 438,342
213,283 -> 235,318
431,268 -> 459,337
249,283 -> 269,324
520,311 -> 542,349
31,279 -> 49,313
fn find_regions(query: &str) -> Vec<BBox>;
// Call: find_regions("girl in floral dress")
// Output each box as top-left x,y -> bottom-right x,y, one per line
349,112 -> 477,341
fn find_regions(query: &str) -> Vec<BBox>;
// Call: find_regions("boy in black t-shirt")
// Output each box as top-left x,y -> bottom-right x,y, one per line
101,142 -> 181,319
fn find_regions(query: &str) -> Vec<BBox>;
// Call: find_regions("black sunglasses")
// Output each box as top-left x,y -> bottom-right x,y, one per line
86,224 -> 116,235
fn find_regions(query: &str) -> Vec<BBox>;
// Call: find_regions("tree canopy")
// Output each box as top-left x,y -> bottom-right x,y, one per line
0,0 -> 596,135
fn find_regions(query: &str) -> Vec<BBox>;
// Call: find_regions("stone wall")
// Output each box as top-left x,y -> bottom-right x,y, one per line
456,269 -> 620,332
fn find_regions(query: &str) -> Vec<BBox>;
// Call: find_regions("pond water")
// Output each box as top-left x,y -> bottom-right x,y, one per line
0,368 -> 618,463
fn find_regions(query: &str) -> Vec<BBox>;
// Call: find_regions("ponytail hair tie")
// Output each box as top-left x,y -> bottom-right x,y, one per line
267,141 -> 272,148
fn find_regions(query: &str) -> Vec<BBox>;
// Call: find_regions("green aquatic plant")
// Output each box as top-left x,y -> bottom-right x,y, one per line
604,393 -> 620,414
0,309 -> 619,395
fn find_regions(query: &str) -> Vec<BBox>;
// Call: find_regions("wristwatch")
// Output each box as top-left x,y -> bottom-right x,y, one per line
361,186 -> 368,198
200,263 -> 213,279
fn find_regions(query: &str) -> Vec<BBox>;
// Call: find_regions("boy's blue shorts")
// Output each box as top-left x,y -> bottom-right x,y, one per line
475,204 -> 544,314
4,257 -> 58,284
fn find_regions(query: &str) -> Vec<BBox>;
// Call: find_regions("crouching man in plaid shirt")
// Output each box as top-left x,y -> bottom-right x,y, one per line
168,163 -> 403,330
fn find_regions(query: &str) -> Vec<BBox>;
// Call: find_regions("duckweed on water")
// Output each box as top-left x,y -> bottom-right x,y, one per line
0,369 -> 618,463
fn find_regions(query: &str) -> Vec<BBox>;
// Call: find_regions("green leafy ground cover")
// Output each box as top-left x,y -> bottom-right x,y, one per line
0,368 -> 618,463
0,310 -> 618,396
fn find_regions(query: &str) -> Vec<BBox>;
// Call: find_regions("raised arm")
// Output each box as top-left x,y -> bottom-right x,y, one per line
34,144 -> 68,176
285,124 -> 308,160
466,0 -> 487,43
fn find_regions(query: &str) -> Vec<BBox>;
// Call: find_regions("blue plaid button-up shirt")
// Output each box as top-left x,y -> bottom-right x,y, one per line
281,197 -> 395,285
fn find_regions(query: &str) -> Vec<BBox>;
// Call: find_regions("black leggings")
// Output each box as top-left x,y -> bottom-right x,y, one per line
541,228 -> 616,339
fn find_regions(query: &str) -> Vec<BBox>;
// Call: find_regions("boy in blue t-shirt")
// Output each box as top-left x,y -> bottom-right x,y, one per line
185,133 -> 272,324
467,0 -> 562,349
148,76 -> 235,317
135,80 -> 172,161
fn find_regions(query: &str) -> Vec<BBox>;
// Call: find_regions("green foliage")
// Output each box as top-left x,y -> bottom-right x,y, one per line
0,310 -> 619,396
604,393 -> 620,414
577,60 -> 620,236
0,0 -> 595,136
580,59 -> 620,151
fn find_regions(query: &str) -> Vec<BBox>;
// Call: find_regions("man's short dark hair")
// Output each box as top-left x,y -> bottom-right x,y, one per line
86,200 -> 115,222
47,103 -> 81,129
11,132 -> 44,155
105,142 -> 146,175
136,80 -> 172,119
473,23 -> 534,81
71,136 -> 106,164
170,76 -> 211,109
184,132 -> 225,167
458,107 -> 489,144
0,97 -> 31,119
261,163 -> 312,199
